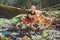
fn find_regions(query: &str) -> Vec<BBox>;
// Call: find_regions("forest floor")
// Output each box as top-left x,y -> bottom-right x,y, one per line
0,4 -> 60,40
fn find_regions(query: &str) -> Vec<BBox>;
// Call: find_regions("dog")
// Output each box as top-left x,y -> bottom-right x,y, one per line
36,11 -> 55,30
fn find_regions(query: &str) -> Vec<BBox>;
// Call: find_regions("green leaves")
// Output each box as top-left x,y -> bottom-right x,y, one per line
44,10 -> 60,18
0,18 -> 8,26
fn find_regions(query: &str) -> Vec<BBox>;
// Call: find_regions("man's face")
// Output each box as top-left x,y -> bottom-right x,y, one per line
31,7 -> 36,11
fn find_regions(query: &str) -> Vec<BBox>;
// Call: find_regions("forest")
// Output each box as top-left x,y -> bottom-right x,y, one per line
0,0 -> 60,9
0,0 -> 60,40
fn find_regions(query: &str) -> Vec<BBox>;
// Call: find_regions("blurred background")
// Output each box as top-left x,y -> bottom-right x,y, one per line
0,0 -> 60,9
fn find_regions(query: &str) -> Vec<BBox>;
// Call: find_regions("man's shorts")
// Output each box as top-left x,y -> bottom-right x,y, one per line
22,17 -> 35,23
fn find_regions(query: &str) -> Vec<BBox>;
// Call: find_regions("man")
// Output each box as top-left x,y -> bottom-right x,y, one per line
21,6 -> 37,23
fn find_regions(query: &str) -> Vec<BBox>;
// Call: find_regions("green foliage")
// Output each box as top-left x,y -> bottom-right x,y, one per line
1,37 -> 8,40
31,30 -> 52,40
44,10 -> 60,18
0,14 -> 26,26
0,18 -> 8,26
10,14 -> 26,23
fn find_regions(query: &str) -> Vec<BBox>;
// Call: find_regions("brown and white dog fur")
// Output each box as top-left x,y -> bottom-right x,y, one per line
36,11 -> 55,30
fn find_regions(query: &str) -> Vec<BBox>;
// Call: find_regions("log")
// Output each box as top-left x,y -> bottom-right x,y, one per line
0,4 -> 26,19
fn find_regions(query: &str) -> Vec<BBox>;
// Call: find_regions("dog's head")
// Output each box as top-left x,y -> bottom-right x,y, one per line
36,11 -> 43,17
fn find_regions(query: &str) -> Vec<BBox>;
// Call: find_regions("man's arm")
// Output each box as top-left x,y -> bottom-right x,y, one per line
27,14 -> 32,18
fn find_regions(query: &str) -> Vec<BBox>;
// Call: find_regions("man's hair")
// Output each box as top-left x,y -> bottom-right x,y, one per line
31,5 -> 36,9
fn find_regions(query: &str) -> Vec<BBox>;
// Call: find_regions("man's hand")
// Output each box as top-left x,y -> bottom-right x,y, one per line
28,14 -> 32,18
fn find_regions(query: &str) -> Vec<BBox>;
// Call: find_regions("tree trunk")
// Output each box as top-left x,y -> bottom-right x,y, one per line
26,0 -> 31,9
4,0 -> 7,5
40,0 -> 42,9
